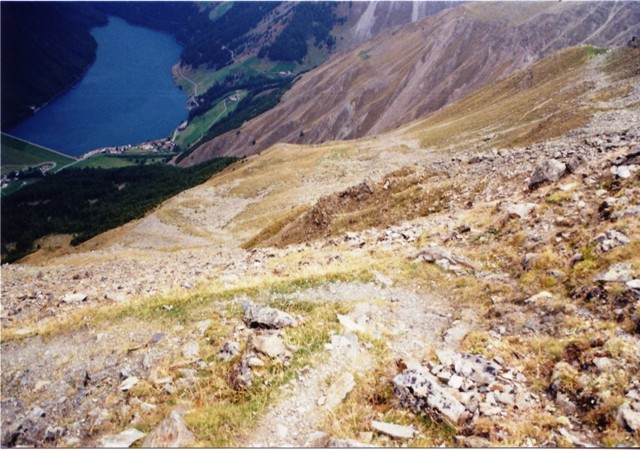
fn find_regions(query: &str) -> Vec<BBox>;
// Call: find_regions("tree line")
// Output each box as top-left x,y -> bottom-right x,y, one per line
1,157 -> 238,263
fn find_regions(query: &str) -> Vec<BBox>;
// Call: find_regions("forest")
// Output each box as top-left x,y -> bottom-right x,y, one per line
262,3 -> 341,62
0,2 -> 108,128
1,157 -> 238,263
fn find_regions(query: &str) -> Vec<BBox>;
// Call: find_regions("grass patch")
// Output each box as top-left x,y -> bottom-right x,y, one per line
184,299 -> 347,446
1,132 -> 76,176
2,266 -> 376,342
358,49 -> 371,61
175,90 -> 248,149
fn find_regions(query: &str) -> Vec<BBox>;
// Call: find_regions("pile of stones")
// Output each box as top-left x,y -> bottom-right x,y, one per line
393,350 -> 538,427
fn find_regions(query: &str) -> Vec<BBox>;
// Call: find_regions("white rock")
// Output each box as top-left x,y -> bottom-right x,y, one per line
505,202 -> 538,220
99,428 -> 146,447
337,314 -> 366,333
62,293 -> 87,303
436,349 -> 456,366
593,357 -> 613,371
195,320 -> 212,335
324,372 -> 356,410
495,392 -> 515,406
448,375 -> 464,390
119,377 -> 139,392
247,357 -> 265,368
525,291 -> 554,304
627,279 -> 640,290
143,408 -> 194,447
617,165 -> 631,179
182,341 -> 200,358
253,334 -> 285,358
594,263 -> 634,283
619,403 -> 640,431
371,420 -> 416,439
276,424 -> 289,439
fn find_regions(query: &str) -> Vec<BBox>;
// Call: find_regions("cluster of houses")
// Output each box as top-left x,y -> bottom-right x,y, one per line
80,138 -> 177,160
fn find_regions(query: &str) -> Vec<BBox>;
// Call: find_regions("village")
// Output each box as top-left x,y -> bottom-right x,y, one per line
78,135 -> 179,160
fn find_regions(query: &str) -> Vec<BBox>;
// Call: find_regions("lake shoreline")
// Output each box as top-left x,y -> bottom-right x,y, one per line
6,16 -> 188,157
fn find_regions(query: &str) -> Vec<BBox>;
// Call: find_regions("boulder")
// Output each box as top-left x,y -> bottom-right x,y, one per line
415,246 -> 476,272
616,165 -> 632,179
593,229 -> 630,252
594,263 -> 634,283
181,341 -> 199,358
252,333 -> 285,358
618,403 -> 640,431
142,408 -> 195,447
393,369 -> 466,425
528,159 -> 566,190
242,301 -> 297,329
118,377 -> 139,392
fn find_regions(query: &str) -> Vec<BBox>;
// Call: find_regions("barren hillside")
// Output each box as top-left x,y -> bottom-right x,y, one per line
2,43 -> 639,448
182,1 -> 640,165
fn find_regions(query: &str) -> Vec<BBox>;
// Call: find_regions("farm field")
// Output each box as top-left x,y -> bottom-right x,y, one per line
1,133 -> 76,176
175,90 -> 248,149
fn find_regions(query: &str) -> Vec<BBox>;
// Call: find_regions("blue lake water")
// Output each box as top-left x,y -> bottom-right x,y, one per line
7,16 -> 187,157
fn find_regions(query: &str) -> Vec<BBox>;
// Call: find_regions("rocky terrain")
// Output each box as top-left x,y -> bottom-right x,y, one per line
2,36 -> 640,450
181,1 -> 640,165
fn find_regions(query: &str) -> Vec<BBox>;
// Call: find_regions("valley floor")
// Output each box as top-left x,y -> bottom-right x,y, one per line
2,48 -> 640,447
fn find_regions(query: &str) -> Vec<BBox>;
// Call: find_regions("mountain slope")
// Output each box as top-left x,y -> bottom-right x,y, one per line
0,3 -> 108,128
182,1 -> 640,165
2,44 -> 639,447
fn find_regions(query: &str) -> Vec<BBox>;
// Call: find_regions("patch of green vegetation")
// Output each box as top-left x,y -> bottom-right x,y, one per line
184,299 -> 346,446
176,77 -> 295,163
1,157 -> 238,262
70,155 -> 137,170
586,46 -> 608,57
358,49 -> 371,61
1,133 -> 76,176
71,154 -> 173,170
176,90 -> 248,149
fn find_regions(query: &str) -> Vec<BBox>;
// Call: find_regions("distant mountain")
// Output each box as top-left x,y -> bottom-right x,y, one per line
0,2 -> 108,128
2,1 -> 455,131
181,1 -> 640,165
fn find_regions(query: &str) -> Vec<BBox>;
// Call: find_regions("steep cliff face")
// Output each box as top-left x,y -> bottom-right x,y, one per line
181,1 -> 640,165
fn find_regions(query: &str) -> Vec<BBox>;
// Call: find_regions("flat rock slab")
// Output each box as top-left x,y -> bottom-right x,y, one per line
594,263 -> 634,283
99,428 -> 146,448
324,372 -> 356,410
118,376 -> 139,392
143,408 -> 195,447
62,293 -> 87,303
253,333 -> 285,358
370,420 -> 416,439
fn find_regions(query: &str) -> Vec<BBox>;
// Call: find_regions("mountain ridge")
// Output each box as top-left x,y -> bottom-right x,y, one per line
181,1 -> 640,165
